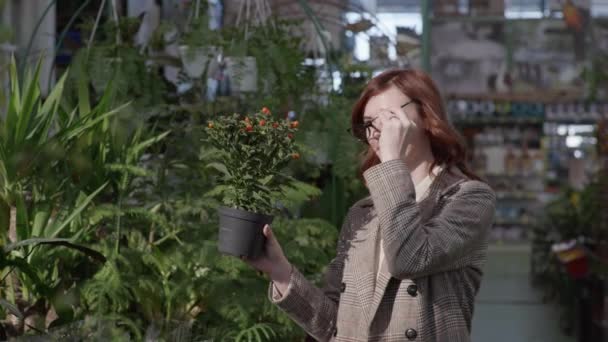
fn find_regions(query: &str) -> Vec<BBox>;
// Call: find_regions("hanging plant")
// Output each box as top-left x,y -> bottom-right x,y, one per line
178,0 -> 220,79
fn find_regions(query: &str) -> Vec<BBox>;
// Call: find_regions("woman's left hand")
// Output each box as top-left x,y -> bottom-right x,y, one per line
377,107 -> 414,163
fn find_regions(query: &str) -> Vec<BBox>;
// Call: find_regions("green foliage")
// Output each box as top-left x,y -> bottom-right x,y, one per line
181,14 -> 219,48
65,17 -> 167,111
0,57 -> 121,206
0,58 -> 131,337
531,176 -> 606,335
0,6 -> 368,341
203,110 -> 300,215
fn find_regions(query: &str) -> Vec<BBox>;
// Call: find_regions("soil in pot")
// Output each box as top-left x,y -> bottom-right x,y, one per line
217,206 -> 273,259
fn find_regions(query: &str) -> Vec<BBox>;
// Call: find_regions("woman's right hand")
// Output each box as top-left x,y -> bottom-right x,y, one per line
243,225 -> 293,290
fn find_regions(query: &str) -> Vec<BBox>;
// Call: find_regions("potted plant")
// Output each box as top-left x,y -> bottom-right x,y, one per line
224,54 -> 257,93
204,107 -> 300,258
221,24 -> 259,93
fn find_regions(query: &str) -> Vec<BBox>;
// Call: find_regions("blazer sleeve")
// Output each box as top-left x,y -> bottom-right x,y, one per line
363,159 -> 496,280
267,209 -> 353,341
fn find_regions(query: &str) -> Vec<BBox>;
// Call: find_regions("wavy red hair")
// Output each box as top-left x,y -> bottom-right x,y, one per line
352,69 -> 480,184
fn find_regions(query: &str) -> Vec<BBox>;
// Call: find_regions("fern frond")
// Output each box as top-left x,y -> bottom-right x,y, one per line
234,323 -> 277,342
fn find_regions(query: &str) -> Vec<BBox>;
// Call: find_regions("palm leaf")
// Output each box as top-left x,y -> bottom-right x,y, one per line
48,182 -> 107,238
4,238 -> 106,263
129,130 -> 170,159
15,59 -> 42,145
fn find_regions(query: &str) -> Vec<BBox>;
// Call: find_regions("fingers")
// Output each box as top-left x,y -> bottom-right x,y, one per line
380,106 -> 414,131
377,109 -> 394,125
263,224 -> 278,249
263,224 -> 272,238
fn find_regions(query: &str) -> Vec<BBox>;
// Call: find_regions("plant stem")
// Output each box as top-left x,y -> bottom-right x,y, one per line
8,205 -> 16,242
20,0 -> 57,76
47,0 -> 92,91
88,0 -> 108,52
114,194 -> 123,254
110,0 -> 121,46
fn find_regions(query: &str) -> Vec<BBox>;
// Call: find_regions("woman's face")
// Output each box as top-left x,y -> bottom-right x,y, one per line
362,85 -> 425,158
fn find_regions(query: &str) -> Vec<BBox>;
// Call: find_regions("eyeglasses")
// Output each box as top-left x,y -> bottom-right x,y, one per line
347,99 -> 417,144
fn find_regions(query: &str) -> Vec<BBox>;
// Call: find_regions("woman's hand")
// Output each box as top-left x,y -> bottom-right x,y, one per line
243,225 -> 292,290
377,106 -> 414,163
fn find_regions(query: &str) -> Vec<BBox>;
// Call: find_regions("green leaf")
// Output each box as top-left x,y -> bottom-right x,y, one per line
130,130 -> 170,158
3,257 -> 48,293
58,102 -> 130,142
4,238 -> 106,263
48,182 -> 107,238
259,175 -> 273,185
31,205 -> 51,238
0,299 -> 23,319
76,54 -> 91,115
206,162 -> 231,178
34,70 -> 69,144
15,59 -> 42,145
204,185 -> 230,198
6,56 -> 21,142
105,164 -> 151,177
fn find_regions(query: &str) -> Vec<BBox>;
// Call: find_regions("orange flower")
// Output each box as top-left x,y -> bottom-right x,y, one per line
272,122 -> 279,128
291,153 -> 300,160
262,107 -> 271,115
290,120 -> 299,129
259,120 -> 266,126
246,125 -> 254,132
288,133 -> 294,139
208,122 -> 214,128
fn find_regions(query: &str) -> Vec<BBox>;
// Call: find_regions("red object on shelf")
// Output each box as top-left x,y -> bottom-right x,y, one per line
565,256 -> 589,279
552,240 -> 589,279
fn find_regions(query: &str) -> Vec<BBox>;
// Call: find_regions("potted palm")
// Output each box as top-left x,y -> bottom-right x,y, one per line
204,107 -> 300,258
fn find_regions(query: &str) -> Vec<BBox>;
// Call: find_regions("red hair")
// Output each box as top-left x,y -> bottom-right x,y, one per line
352,69 -> 480,183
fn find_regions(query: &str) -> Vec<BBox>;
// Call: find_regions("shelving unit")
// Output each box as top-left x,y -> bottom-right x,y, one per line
446,95 -> 603,243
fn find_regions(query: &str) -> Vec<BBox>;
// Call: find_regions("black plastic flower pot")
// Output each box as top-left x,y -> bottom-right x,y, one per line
217,206 -> 274,259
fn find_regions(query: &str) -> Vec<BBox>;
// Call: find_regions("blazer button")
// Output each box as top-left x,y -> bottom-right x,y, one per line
407,284 -> 418,297
405,328 -> 417,340
340,282 -> 346,293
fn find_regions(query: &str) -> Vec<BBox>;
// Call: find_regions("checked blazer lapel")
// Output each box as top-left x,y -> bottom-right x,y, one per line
364,167 -> 468,327
348,206 -> 381,325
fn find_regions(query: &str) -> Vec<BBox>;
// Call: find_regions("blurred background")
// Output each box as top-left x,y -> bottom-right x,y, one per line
1,0 -> 607,341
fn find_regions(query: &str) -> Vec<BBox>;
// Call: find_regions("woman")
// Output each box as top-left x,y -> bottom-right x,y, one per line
245,69 -> 496,341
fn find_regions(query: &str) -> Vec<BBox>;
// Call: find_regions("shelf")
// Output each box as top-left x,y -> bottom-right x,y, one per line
495,192 -> 537,200
444,90 -> 585,102
494,219 -> 535,226
453,118 -> 544,126
430,16 -> 568,24
484,173 -> 545,179
454,116 -> 603,126
544,117 -> 601,124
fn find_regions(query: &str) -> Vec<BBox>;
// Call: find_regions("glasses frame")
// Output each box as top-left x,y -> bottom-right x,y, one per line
347,99 -> 417,144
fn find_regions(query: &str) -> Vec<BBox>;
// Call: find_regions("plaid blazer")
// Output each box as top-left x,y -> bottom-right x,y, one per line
269,159 -> 496,341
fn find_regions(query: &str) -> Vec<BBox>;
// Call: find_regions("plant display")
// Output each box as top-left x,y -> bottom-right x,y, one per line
0,2 -> 363,340
531,175 -> 606,335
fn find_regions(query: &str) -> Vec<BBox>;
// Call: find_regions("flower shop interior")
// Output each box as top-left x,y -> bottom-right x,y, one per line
1,0 -> 608,341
